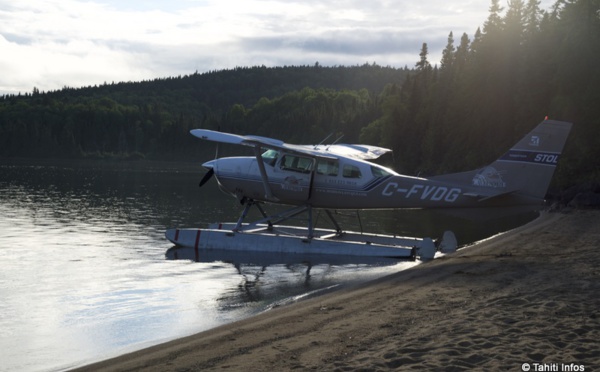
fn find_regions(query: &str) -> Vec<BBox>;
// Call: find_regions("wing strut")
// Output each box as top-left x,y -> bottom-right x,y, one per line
252,146 -> 278,202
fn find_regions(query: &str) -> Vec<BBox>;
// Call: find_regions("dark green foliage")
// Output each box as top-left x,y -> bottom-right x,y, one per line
1,0 -> 599,188
0,64 -> 407,160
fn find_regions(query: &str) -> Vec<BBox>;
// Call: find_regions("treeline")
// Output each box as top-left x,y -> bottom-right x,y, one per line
1,0 -> 599,188
0,64 -> 407,160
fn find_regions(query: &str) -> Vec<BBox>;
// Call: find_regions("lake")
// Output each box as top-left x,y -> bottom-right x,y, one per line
0,159 -> 536,371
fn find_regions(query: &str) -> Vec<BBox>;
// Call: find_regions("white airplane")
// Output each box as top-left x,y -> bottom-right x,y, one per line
166,119 -> 572,259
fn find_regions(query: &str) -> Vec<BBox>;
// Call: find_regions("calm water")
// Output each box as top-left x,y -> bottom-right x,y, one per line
0,159 -> 536,371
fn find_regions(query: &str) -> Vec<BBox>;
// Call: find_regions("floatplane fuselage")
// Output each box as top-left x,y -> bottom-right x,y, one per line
166,119 -> 572,259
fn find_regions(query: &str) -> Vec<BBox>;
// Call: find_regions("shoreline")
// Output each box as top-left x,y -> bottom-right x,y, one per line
74,209 -> 600,371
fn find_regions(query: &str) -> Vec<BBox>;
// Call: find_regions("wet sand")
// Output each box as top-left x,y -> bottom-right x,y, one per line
76,210 -> 600,371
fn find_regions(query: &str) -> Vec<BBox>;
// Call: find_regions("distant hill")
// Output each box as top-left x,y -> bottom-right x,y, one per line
0,64 -> 409,160
7,63 -> 408,111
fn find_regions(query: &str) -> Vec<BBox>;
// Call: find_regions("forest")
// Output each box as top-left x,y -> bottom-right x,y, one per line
0,64 -> 407,161
1,0 -> 599,189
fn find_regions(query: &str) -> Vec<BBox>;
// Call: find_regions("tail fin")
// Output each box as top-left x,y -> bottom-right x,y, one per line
491,119 -> 572,199
433,119 -> 573,201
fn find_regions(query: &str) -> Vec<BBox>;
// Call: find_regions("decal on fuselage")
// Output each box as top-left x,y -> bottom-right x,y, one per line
472,166 -> 506,188
382,183 -> 462,203
281,176 -> 304,192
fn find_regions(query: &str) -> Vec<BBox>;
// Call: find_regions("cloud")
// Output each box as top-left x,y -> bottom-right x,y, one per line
0,0 -> 556,95
233,27 -> 447,69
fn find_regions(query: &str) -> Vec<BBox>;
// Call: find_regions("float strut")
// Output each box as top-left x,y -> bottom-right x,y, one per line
254,203 -> 273,229
325,209 -> 343,236
234,201 -> 254,231
307,206 -> 314,239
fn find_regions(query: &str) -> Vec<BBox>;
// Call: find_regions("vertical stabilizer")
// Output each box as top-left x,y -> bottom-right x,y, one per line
491,120 -> 572,199
432,119 -> 572,202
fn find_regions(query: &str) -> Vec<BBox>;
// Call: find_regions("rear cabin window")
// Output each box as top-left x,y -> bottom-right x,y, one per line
280,155 -> 313,173
371,165 -> 392,177
316,159 -> 339,176
343,164 -> 362,178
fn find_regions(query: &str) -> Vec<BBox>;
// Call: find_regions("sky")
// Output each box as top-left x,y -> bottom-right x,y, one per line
0,0 -> 554,96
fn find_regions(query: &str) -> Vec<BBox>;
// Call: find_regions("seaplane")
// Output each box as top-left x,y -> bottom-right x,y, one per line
166,119 -> 572,260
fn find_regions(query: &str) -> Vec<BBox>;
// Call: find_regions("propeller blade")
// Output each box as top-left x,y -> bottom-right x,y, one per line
199,168 -> 214,188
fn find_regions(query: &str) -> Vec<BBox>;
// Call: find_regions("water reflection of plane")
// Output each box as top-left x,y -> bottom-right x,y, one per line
166,246 -> 401,266
165,246 -> 403,305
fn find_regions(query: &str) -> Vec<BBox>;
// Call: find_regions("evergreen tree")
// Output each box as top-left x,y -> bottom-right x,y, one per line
454,32 -> 470,77
505,0 -> 527,46
469,27 -> 483,63
416,43 -> 431,71
440,32 -> 456,71
483,0 -> 505,35
524,0 -> 542,36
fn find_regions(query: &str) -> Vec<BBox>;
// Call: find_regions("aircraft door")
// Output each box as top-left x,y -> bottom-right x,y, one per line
275,153 -> 314,202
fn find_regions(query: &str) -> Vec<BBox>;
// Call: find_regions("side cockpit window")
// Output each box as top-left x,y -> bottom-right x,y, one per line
316,159 -> 339,176
280,154 -> 313,173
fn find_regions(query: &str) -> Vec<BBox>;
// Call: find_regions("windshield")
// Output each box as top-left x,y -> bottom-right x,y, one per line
261,149 -> 279,166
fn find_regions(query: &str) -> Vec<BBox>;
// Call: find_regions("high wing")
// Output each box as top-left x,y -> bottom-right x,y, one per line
190,129 -> 390,160
296,144 -> 391,160
190,129 -> 284,147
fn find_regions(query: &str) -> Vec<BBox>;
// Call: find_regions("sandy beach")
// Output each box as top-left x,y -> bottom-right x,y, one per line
76,209 -> 600,371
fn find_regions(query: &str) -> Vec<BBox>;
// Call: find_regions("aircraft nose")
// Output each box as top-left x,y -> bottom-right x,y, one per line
199,160 -> 216,188
202,160 -> 216,170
